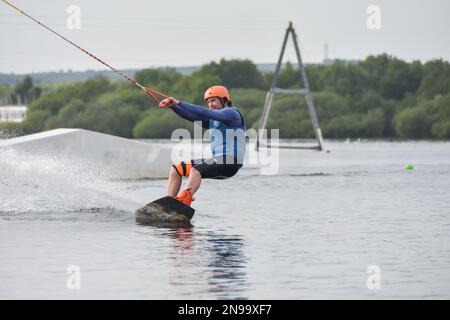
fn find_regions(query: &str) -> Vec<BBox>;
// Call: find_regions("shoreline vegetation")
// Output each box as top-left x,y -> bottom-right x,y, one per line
1,54 -> 449,140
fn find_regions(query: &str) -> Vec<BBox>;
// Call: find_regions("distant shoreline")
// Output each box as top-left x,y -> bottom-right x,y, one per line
0,62 -> 350,86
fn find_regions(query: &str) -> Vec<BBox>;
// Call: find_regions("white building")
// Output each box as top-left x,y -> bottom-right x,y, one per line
0,105 -> 27,123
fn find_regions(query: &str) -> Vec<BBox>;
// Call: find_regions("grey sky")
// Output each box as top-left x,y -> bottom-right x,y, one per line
1,0 -> 449,74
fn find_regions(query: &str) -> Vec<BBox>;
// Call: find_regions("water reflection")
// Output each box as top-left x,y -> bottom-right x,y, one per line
204,233 -> 248,299
154,226 -> 248,299
169,227 -> 195,256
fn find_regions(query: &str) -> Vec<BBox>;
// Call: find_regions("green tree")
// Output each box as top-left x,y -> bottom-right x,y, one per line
353,90 -> 395,136
0,85 -> 12,104
28,90 -> 69,115
171,73 -> 221,105
0,122 -> 26,138
362,108 -> 385,137
133,109 -> 190,138
379,58 -> 422,100
22,109 -> 51,133
14,75 -> 33,103
11,55 -> 450,140
12,75 -> 42,104
431,121 -> 450,138
50,98 -> 87,129
135,67 -> 182,93
230,88 -> 266,128
265,95 -> 313,138
77,103 -> 141,138
312,91 -> 349,121
432,94 -> 450,120
318,61 -> 369,97
322,113 -> 365,138
393,106 -> 432,138
429,93 -> 450,138
416,60 -> 450,100
197,59 -> 263,89
277,62 -> 301,89
74,76 -> 112,102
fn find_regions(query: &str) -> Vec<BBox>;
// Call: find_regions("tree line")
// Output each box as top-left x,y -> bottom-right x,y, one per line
1,54 -> 450,139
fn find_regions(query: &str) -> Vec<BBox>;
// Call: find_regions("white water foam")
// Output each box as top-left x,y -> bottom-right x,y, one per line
0,147 -> 142,215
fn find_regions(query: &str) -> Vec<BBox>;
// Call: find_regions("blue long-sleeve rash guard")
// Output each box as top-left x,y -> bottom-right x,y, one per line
171,101 -> 242,128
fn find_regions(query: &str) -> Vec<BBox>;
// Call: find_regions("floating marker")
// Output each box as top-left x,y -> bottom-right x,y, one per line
404,164 -> 414,170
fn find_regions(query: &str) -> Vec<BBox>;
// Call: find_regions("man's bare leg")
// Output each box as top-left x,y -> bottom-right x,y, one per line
167,167 -> 182,197
185,167 -> 202,194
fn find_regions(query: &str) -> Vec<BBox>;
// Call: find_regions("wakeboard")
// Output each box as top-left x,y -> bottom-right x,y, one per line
135,196 -> 195,226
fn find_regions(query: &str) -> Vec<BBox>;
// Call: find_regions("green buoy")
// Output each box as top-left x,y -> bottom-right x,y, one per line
404,164 -> 414,170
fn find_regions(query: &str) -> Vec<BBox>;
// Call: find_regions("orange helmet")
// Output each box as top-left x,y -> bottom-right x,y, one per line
203,85 -> 231,102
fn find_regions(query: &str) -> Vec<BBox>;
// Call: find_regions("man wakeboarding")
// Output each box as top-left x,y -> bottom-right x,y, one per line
158,85 -> 246,207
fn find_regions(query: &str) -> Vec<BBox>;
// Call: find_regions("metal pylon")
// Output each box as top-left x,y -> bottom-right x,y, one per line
256,21 -> 324,151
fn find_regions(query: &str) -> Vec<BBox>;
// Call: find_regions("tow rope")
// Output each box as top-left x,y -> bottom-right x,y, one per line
1,0 -> 168,105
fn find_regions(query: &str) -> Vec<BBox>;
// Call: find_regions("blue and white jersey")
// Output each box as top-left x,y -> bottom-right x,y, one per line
172,102 -> 246,163
209,107 -> 246,164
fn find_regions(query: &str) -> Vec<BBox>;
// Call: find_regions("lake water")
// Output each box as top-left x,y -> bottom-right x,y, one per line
1,140 -> 449,299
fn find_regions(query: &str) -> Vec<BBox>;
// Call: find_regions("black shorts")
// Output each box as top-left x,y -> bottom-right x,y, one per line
173,156 -> 242,179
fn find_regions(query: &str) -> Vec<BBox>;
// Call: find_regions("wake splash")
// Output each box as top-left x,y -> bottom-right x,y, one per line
0,148 -> 141,217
